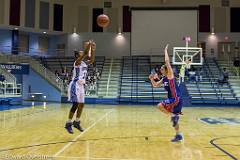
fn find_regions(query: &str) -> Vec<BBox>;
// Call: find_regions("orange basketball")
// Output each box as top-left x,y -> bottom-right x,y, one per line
97,14 -> 110,28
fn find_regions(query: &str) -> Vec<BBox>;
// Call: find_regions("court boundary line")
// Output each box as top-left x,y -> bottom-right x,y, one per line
52,109 -> 114,158
54,155 -> 142,160
0,154 -> 142,160
210,136 -> 239,160
0,134 -> 169,152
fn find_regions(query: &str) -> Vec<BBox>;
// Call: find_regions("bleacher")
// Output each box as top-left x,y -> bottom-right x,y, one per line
33,55 -> 240,105
185,58 -> 239,105
119,55 -> 239,105
217,59 -> 240,101
120,56 -> 167,104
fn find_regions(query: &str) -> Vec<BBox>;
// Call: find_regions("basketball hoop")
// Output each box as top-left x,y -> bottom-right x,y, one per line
172,47 -> 202,65
172,37 -> 202,83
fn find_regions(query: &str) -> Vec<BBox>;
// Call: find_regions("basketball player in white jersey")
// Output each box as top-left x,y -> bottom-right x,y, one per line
65,40 -> 96,134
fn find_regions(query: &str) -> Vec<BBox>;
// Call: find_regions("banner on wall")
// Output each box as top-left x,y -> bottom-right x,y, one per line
0,63 -> 30,74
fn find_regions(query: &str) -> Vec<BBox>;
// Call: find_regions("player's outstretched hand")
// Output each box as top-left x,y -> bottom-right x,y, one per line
164,44 -> 169,51
153,73 -> 159,80
149,74 -> 154,80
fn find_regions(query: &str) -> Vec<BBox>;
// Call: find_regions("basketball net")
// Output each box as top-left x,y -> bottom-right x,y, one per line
185,60 -> 192,69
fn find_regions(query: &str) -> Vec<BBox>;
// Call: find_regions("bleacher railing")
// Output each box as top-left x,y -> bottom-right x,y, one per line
0,82 -> 21,96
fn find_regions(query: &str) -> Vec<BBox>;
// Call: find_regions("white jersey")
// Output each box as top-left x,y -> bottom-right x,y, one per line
72,61 -> 88,84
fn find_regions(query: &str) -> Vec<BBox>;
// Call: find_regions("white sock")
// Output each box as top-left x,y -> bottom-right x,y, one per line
75,118 -> 80,122
67,119 -> 72,123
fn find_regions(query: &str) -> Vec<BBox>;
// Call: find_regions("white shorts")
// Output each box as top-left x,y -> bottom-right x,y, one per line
68,80 -> 85,103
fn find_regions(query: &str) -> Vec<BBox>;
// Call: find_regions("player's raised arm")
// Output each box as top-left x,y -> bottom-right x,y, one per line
164,44 -> 174,79
86,41 -> 96,65
75,41 -> 91,66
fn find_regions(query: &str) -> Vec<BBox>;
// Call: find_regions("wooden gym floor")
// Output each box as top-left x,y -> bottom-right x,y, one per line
0,103 -> 239,160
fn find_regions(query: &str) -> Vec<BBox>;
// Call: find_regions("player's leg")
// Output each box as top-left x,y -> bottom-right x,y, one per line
73,86 -> 85,132
157,98 -> 183,142
157,98 -> 175,115
65,102 -> 78,134
76,103 -> 84,118
171,99 -> 183,142
65,81 -> 77,134
157,103 -> 171,115
73,103 -> 84,132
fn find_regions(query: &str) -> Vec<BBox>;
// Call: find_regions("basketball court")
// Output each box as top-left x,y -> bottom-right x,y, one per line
0,103 -> 239,160
0,1 -> 240,160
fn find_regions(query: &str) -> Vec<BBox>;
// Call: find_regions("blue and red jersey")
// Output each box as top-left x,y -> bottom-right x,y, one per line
160,77 -> 182,113
162,77 -> 181,98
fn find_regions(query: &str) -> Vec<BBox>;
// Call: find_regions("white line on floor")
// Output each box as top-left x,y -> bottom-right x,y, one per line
53,155 -> 142,160
52,110 -> 114,158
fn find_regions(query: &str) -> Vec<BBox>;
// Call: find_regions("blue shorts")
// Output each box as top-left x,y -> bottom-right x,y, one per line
159,97 -> 182,114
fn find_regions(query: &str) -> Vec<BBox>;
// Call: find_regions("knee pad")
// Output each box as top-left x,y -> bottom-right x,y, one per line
70,102 -> 78,113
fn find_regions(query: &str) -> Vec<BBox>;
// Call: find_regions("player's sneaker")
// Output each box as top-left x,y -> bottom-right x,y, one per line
73,120 -> 84,132
65,122 -> 73,134
171,115 -> 179,127
171,134 -> 183,142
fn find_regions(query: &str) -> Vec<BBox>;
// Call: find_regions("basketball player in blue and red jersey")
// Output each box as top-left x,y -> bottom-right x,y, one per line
65,40 -> 96,134
149,44 -> 183,142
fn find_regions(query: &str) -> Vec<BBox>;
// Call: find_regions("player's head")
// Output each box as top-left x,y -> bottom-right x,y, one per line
74,50 -> 79,59
160,64 -> 168,76
74,50 -> 85,60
